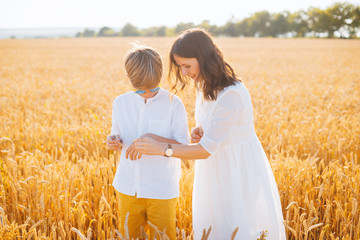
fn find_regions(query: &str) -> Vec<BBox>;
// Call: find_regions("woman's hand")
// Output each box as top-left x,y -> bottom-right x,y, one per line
126,141 -> 143,160
107,135 -> 123,151
126,133 -> 179,160
125,133 -> 157,160
133,137 -> 167,157
191,126 -> 204,143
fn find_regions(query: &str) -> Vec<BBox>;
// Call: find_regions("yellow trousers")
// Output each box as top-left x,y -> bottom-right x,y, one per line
118,192 -> 177,240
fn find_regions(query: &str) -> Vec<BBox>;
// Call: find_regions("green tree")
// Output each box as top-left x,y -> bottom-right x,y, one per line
121,23 -> 140,36
236,18 -> 250,36
198,20 -> 220,36
143,27 -> 158,36
74,2 -> 359,39
248,11 -> 272,37
308,7 -> 330,36
198,20 -> 211,31
156,26 -> 167,36
75,32 -> 83,37
83,29 -> 95,37
325,2 -> 355,38
141,26 -> 167,36
98,26 -> 117,37
349,5 -> 360,38
174,22 -> 195,34
165,27 -> 175,36
222,17 -> 239,37
270,11 -> 290,37
289,10 -> 310,37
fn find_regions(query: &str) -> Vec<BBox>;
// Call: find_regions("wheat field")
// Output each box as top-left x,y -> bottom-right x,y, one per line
0,37 -> 359,239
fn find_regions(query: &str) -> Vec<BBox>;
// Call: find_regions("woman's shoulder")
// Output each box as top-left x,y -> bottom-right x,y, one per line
213,82 -> 253,111
227,80 -> 246,90
219,81 -> 247,99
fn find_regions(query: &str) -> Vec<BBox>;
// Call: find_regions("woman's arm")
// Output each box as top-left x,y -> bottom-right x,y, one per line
172,142 -> 210,159
141,133 -> 181,144
126,133 -> 181,160
133,137 -> 210,160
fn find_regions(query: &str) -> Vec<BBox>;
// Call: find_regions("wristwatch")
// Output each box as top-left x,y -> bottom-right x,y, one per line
164,144 -> 173,157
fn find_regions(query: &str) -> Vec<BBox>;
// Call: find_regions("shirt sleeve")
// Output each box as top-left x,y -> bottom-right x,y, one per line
199,90 -> 243,154
110,98 -> 121,136
171,97 -> 190,144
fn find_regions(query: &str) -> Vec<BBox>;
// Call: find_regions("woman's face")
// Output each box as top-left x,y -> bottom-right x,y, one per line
173,54 -> 202,82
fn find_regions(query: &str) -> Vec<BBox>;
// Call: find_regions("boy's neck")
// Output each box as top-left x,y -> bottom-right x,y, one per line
140,90 -> 160,104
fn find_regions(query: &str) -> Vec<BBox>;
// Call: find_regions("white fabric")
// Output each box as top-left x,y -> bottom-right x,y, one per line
111,88 -> 189,199
194,82 -> 286,240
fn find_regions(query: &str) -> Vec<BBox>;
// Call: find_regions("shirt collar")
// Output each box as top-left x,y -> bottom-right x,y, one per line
132,88 -> 164,103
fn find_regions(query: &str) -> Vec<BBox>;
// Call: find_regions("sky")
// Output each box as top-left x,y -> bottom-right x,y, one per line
1,0 -> 359,29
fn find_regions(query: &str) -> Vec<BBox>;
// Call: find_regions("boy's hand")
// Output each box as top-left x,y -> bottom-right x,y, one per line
191,126 -> 203,143
126,142 -> 143,160
107,135 -> 123,151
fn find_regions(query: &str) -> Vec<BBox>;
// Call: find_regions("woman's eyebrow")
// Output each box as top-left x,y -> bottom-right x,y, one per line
174,61 -> 189,67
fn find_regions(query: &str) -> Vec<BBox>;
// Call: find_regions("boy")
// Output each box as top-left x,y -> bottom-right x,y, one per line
107,44 -> 189,239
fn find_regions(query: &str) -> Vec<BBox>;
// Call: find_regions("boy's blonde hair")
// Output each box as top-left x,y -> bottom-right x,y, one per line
125,44 -> 163,89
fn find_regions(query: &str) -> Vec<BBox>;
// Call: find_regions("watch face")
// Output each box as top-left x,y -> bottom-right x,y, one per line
165,148 -> 173,156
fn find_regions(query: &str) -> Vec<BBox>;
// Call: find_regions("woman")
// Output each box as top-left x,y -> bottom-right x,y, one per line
127,28 -> 286,240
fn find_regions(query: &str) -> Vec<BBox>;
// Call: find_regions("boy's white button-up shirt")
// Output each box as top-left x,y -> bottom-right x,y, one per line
111,88 -> 189,199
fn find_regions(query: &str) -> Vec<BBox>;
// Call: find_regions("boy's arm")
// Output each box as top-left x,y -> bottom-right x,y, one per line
141,133 -> 181,144
170,97 -> 190,144
108,98 -> 123,152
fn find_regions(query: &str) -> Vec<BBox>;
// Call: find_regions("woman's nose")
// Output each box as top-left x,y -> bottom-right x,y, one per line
181,67 -> 187,76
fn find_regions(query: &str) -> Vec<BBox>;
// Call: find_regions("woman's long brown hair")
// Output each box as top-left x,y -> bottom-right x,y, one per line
168,28 -> 240,101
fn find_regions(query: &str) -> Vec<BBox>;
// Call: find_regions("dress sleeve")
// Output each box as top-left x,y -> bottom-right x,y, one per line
170,97 -> 190,144
199,90 -> 243,154
110,98 -> 121,136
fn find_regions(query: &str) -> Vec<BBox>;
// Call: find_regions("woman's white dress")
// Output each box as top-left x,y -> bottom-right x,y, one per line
193,82 -> 286,240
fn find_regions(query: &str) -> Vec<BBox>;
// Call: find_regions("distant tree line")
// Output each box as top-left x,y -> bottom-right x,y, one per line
76,2 -> 360,38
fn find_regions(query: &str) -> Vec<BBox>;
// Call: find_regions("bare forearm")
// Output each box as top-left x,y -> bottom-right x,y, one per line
172,143 -> 210,160
143,133 -> 181,144
133,137 -> 211,160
